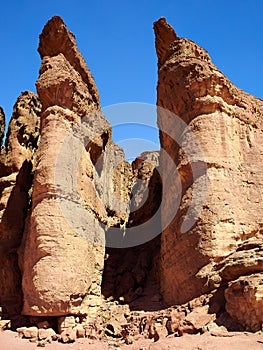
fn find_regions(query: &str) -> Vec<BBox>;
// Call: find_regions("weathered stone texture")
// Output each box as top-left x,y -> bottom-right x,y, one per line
0,15 -> 262,335
1,91 -> 41,174
38,16 -> 99,107
154,17 -> 263,313
225,273 -> 263,331
20,16 -> 132,316
0,92 -> 41,315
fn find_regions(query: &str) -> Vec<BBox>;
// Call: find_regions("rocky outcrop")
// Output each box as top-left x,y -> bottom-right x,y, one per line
154,16 -> 263,329
0,14 -> 262,338
129,151 -> 161,230
0,91 -> 41,175
19,16 -> 132,317
38,16 -> 100,108
0,92 -> 41,315
219,238 -> 263,282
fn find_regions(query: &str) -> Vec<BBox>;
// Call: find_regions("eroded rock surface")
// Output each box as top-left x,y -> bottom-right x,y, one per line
0,14 -> 262,338
20,16 -> 133,317
0,92 -> 41,315
154,17 -> 263,330
225,273 -> 263,331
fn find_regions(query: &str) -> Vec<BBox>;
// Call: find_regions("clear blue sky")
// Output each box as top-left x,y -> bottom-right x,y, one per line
0,1 -> 262,157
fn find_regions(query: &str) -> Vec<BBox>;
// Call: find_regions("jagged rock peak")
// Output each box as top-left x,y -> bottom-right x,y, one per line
153,17 -> 179,67
154,17 -> 211,68
1,91 -> 41,175
38,16 -> 100,106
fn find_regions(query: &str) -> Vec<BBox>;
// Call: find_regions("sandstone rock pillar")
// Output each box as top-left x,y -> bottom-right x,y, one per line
154,17 -> 263,306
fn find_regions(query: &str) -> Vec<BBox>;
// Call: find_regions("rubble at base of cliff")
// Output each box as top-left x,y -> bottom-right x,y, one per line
1,292 -> 255,347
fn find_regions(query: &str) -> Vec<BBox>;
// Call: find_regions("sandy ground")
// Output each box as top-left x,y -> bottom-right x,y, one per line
0,331 -> 263,350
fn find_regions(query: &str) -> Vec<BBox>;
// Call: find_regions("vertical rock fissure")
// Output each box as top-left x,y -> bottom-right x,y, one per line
101,151 -> 164,311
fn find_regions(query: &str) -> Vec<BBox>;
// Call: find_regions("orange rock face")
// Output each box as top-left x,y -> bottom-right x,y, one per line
154,17 -> 263,324
225,273 -> 263,331
20,16 -> 131,316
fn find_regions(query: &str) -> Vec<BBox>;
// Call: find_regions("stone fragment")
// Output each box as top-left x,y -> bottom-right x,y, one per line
58,316 -> 76,334
185,306 -> 215,330
0,319 -> 11,331
225,273 -> 263,331
60,327 -> 77,343
17,326 -> 38,339
178,321 -> 196,336
74,324 -> 85,338
166,310 -> 184,333
38,328 -> 56,340
154,322 -> 168,340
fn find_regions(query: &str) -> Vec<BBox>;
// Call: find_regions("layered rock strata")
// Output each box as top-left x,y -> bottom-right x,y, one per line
154,17 -> 263,330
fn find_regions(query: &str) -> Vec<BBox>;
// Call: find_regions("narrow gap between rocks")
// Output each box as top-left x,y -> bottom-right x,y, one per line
101,156 -> 165,312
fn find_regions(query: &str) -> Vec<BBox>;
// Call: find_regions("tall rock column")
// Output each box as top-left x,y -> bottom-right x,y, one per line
154,17 -> 263,309
20,16 -> 115,316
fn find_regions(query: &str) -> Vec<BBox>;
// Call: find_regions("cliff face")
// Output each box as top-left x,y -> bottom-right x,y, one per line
154,17 -> 263,330
0,15 -> 262,335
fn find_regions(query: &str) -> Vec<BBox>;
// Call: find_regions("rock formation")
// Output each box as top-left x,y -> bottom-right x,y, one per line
19,16 -> 133,317
0,14 -> 262,343
0,91 -> 41,315
154,17 -> 263,330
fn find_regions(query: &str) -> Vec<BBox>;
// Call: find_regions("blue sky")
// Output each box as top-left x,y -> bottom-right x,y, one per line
0,1 -> 262,158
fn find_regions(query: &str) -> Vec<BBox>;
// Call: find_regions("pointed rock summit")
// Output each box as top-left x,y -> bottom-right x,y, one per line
154,17 -> 179,67
38,16 -> 99,106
